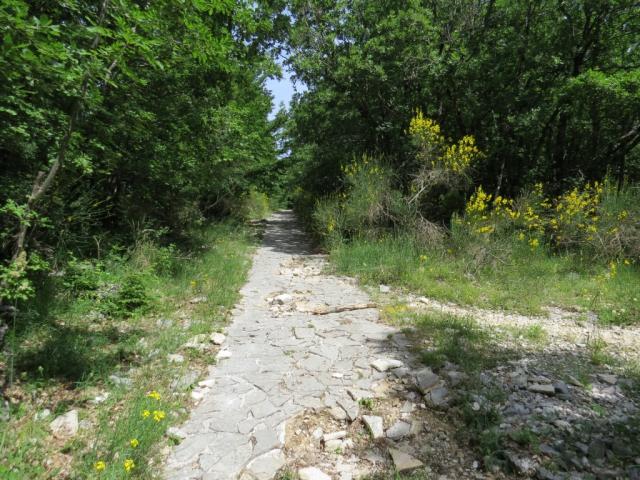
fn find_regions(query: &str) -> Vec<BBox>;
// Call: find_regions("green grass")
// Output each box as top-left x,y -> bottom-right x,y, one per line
0,221 -> 256,479
330,234 -> 640,325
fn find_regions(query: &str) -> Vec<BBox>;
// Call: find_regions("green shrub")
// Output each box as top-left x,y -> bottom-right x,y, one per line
99,273 -> 150,318
238,188 -> 271,221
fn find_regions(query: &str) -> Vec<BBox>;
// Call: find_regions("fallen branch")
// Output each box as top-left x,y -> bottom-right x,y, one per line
311,303 -> 378,315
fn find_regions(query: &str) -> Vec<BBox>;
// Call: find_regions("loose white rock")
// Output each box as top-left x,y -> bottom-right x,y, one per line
379,285 -> 391,293
210,332 -> 226,345
299,467 -> 332,480
371,358 -> 404,372
362,415 -> 384,439
273,293 -> 294,305
50,410 -> 79,439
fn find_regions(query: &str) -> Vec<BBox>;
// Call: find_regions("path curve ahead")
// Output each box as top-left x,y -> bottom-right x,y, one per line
164,211 -> 408,480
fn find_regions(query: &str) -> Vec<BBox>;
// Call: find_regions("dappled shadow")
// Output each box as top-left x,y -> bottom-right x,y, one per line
13,322 -> 144,384
262,210 -> 314,255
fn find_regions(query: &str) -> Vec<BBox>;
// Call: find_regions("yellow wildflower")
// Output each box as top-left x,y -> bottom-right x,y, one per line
529,238 -> 540,249
94,460 -> 106,472
124,459 -> 135,473
419,255 -> 428,262
142,409 -> 151,419
147,390 -> 161,400
130,438 -> 139,448
153,410 -> 165,422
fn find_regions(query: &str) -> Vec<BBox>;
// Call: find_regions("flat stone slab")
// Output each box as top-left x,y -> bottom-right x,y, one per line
389,448 -> 424,472
163,212 -> 406,479
363,415 -> 384,439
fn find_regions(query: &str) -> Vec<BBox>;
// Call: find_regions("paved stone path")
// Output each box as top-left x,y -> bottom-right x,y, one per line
164,211 -> 408,480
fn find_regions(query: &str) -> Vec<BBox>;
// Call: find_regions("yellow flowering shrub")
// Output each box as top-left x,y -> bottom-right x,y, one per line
409,109 -> 480,176
460,180 -> 639,262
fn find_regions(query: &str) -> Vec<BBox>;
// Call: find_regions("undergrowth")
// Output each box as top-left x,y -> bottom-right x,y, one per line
0,222 -> 256,479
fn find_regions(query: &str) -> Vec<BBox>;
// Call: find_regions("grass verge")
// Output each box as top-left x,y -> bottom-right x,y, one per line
329,234 -> 640,325
0,221 -> 256,479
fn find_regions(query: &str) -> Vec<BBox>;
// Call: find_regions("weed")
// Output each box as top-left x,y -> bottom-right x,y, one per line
358,398 -> 374,409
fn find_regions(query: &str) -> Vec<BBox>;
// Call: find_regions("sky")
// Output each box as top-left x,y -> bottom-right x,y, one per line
265,67 -> 301,119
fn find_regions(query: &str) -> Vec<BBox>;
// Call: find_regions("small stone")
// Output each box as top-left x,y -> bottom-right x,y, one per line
371,358 -> 404,372
553,381 -> 570,395
528,384 -> 556,396
386,420 -> 411,440
312,428 -> 324,441
216,349 -> 232,361
506,451 -> 536,475
329,406 -> 347,421
537,467 -> 563,480
337,398 -> 359,422
170,371 -> 199,391
389,448 -> 424,472
597,373 -> 618,385
50,410 -> 79,439
415,368 -> 440,393
379,285 -> 390,293
325,439 -> 344,451
184,334 -> 209,350
539,444 -> 560,457
245,449 -> 286,480
508,369 -> 528,388
362,415 -> 384,439
400,401 -> 415,413
425,386 -> 449,407
167,427 -> 187,440
273,293 -> 294,305
198,378 -> 215,388
445,371 -> 467,386
190,295 -> 207,304
35,409 -> 51,421
109,375 -> 132,388
298,467 -> 332,480
91,392 -> 110,404
567,375 -> 583,387
392,367 -> 410,378
323,431 -> 347,442
210,332 -> 226,345
168,353 -> 184,363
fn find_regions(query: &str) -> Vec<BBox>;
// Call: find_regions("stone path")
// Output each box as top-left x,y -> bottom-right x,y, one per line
164,211 -> 410,480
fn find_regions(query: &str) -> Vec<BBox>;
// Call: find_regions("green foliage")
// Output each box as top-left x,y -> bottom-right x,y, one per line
2,222 -> 255,477
286,0 -> 640,200
0,0 -> 287,304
